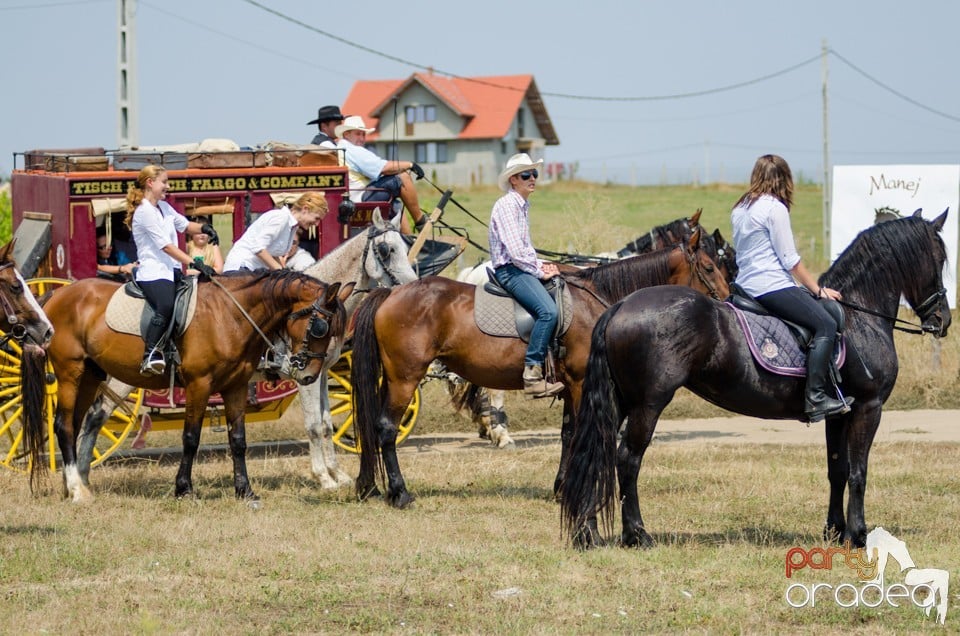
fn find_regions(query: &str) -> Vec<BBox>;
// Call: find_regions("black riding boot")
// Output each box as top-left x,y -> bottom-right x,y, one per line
141,314 -> 168,376
804,336 -> 854,422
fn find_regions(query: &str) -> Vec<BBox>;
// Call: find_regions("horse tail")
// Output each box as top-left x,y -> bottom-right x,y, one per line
561,303 -> 623,544
351,287 -> 392,490
21,348 -> 49,491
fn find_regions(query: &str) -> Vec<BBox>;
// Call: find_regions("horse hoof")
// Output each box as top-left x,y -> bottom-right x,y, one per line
388,490 -> 415,509
622,529 -> 655,549
246,498 -> 262,511
356,483 -> 381,501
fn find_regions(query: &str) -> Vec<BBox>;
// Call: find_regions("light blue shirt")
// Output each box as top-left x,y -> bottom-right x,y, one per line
132,200 -> 189,282
223,206 -> 298,271
337,138 -> 387,202
731,194 -> 801,297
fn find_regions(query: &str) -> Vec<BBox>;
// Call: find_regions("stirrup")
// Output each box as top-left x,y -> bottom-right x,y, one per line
140,350 -> 166,376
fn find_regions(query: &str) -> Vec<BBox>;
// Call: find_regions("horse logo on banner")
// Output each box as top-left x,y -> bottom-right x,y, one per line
865,527 -> 949,625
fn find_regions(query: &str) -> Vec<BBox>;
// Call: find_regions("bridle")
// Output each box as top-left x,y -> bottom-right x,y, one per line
285,299 -> 338,370
0,262 -> 29,341
836,286 -> 947,335
360,224 -> 404,287
208,275 -> 334,369
684,247 -> 723,301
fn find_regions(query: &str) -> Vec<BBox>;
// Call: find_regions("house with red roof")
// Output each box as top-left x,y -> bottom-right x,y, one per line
341,72 -> 559,188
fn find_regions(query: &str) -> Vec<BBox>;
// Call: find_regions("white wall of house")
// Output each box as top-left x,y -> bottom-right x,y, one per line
371,89 -> 551,188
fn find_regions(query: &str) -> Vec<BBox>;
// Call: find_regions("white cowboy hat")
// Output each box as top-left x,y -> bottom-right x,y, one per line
497,153 -> 544,192
335,115 -> 376,138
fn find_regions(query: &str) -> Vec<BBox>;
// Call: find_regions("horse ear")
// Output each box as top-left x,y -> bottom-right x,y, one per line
912,208 -> 923,218
712,228 -> 723,243
372,207 -> 385,228
931,207 -> 949,232
337,281 -> 356,302
689,208 -> 702,227
0,240 -> 12,262
688,226 -> 702,251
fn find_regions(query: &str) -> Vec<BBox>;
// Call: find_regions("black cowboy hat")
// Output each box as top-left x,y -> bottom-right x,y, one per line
307,105 -> 346,126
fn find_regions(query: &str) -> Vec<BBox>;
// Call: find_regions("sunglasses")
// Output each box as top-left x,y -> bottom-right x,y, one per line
517,169 -> 539,181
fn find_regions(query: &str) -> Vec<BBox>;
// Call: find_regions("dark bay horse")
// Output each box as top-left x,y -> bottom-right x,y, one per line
24,271 -> 350,502
561,211 -> 952,549
616,208 -> 738,283
351,230 -> 730,508
0,240 -> 56,484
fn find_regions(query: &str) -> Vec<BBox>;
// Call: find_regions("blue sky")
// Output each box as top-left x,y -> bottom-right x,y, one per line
2,0 -> 958,185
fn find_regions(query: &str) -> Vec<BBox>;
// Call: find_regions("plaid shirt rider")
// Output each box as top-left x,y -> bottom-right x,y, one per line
489,190 -> 544,278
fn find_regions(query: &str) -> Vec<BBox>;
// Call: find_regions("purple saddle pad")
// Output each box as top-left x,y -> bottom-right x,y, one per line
726,302 -> 845,377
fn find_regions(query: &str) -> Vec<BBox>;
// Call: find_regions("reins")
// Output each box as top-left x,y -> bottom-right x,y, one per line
207,276 -> 277,349
834,287 -> 946,335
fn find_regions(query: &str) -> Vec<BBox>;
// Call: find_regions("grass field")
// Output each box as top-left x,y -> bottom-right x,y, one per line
3,439 -> 957,633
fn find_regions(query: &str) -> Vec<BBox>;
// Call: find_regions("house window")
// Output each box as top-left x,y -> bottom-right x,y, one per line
415,142 -> 447,164
517,108 -> 525,138
384,143 -> 399,161
405,105 -> 438,123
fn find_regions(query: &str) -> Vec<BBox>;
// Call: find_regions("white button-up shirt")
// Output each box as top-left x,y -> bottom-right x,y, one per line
132,199 -> 189,282
223,206 -> 299,271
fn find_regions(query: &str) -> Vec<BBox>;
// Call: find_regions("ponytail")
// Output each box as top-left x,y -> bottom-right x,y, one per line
124,165 -> 166,229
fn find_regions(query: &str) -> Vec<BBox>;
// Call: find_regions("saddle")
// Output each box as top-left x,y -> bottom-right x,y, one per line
473,268 -> 573,344
105,277 -> 200,367
726,285 -> 845,378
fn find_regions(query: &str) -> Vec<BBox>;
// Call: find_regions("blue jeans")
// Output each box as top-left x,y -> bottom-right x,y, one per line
494,264 -> 558,367
361,174 -> 403,202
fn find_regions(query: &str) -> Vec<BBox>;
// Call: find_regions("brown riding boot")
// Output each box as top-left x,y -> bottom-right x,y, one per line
523,364 -> 563,399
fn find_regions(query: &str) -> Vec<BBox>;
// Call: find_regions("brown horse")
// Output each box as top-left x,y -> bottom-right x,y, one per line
24,270 -> 350,503
351,230 -> 730,508
0,240 -> 56,486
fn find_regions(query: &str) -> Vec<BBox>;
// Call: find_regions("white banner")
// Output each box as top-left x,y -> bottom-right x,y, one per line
832,164 -> 959,308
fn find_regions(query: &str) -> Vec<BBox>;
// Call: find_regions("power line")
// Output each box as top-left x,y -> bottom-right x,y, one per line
0,0 -> 106,10
828,49 -> 960,123
239,0 -> 818,101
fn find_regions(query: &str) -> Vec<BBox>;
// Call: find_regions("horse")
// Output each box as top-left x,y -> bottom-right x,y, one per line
615,208 -> 738,283
296,209 -> 417,487
350,228 -> 730,508
23,270 -> 350,503
74,208 -> 415,490
561,210 -> 952,550
449,212 -> 736,448
0,240 -> 56,482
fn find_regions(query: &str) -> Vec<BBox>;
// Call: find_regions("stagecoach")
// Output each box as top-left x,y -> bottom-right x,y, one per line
1,145 -> 464,472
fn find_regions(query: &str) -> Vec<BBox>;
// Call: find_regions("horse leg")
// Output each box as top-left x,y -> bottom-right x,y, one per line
299,379 -> 337,488
52,369 -> 94,503
617,404 -> 661,548
823,416 -> 850,543
554,396 -> 575,497
379,381 -> 418,509
301,376 -> 352,488
174,389 -> 211,499
77,378 -> 135,486
842,404 -> 882,548
222,387 -> 258,503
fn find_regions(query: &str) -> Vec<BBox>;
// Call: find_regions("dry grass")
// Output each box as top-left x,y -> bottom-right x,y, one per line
3,439 -> 958,634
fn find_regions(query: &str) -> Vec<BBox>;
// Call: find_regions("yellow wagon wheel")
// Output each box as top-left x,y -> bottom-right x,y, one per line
327,349 -> 420,454
0,278 -> 144,472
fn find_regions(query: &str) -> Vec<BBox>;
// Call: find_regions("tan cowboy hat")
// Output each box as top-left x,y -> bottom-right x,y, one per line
497,153 -> 544,192
335,115 -> 376,138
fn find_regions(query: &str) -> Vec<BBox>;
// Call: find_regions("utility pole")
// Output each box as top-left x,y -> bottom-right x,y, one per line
821,38 -> 830,261
118,0 -> 138,149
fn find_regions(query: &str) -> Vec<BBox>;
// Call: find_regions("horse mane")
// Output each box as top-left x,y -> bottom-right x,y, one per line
568,248 -> 672,302
620,218 -> 691,254
821,216 -> 946,306
217,269 -> 324,315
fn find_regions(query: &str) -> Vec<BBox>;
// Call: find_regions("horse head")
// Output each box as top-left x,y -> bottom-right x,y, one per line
910,208 -> 951,337
680,227 -> 730,300
364,209 -> 418,287
285,281 -> 353,385
710,228 -> 738,282
0,240 -> 54,355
